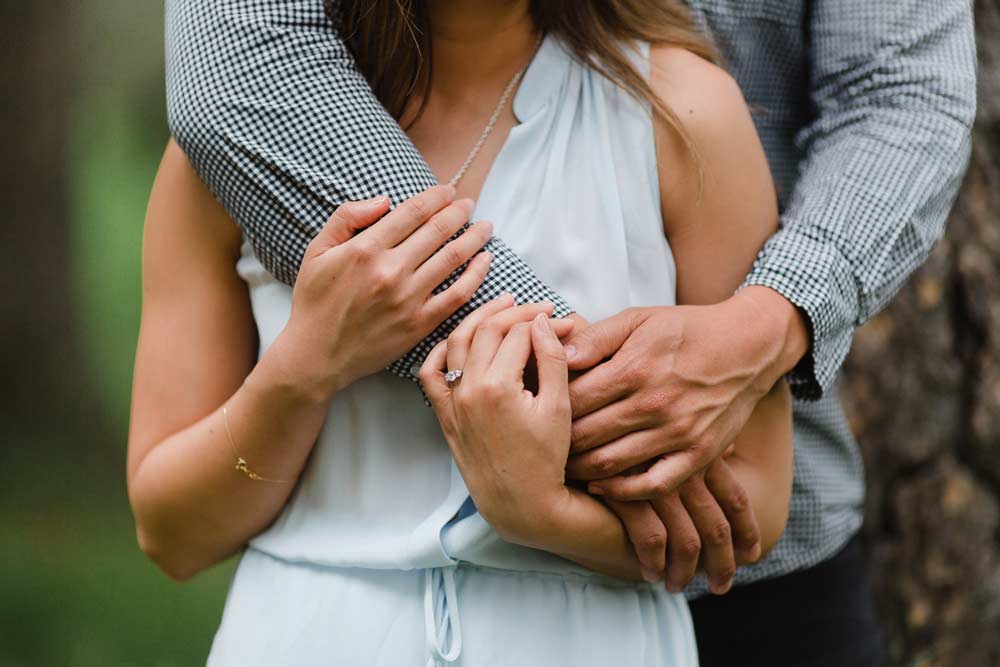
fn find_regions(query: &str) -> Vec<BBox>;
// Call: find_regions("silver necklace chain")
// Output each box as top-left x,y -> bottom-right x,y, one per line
447,37 -> 543,188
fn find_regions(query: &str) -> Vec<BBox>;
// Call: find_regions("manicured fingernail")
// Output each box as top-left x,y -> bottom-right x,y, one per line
534,313 -> 551,331
587,484 -> 605,496
366,194 -> 388,204
641,568 -> 660,584
565,345 -> 577,360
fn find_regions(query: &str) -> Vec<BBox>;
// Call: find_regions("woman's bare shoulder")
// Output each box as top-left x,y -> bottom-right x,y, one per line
647,45 -> 778,304
647,45 -> 748,137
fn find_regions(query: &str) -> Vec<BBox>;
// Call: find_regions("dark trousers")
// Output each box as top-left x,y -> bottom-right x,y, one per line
689,535 -> 882,667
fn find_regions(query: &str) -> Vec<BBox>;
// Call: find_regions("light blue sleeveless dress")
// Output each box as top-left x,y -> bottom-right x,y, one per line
209,35 -> 695,667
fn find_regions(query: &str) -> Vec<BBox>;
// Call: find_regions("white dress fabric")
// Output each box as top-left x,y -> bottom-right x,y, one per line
209,36 -> 692,667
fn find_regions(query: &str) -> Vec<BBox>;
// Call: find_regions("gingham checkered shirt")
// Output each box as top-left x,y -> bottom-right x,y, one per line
164,0 -> 977,590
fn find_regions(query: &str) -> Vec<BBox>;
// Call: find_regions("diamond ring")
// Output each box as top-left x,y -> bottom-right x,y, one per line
444,369 -> 464,385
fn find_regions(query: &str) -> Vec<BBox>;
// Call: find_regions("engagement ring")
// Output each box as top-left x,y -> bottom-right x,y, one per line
444,369 -> 464,385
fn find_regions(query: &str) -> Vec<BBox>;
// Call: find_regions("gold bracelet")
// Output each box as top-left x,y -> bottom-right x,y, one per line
222,404 -> 292,484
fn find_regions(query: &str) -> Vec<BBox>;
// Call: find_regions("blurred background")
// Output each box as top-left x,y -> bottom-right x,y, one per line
1,2 -> 997,666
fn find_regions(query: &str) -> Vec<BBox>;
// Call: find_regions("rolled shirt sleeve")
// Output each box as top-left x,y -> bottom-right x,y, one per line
742,0 -> 977,399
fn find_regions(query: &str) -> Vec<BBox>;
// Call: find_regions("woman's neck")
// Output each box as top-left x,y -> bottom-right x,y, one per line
425,0 -> 539,102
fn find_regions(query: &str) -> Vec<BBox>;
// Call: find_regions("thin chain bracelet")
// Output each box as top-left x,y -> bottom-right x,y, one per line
222,404 -> 292,484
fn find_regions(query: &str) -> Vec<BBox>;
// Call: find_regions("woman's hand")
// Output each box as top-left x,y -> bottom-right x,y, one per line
420,297 -> 576,543
271,185 -> 494,401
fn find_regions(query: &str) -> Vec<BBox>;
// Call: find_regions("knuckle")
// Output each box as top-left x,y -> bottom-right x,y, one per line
670,413 -> 697,439
404,309 -> 427,332
479,379 -> 506,400
431,215 -> 454,240
677,536 -> 702,561
639,530 -> 667,553
635,391 -> 667,418
650,474 -> 674,497
692,442 -> 717,469
448,331 -> 471,352
371,263 -> 401,292
539,348 -> 567,366
589,452 -> 620,478
406,196 -> 431,221
447,282 -> 476,307
618,362 -> 643,386
706,520 -> 732,547
349,237 -> 377,261
441,245 -> 463,269
453,390 -> 474,411
727,484 -> 751,514
482,320 -> 504,338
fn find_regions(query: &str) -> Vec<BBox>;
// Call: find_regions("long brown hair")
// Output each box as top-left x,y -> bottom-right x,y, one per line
326,0 -> 719,154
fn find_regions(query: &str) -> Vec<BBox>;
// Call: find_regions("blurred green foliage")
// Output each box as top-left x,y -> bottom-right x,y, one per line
1,3 -> 235,665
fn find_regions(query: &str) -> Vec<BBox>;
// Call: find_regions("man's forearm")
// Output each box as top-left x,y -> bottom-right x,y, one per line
741,0 -> 976,398
165,0 -> 572,381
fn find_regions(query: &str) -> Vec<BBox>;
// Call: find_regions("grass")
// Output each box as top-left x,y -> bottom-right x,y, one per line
0,483 -> 235,667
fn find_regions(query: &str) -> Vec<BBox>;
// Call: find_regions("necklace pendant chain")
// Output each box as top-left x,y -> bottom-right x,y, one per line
447,36 -> 544,188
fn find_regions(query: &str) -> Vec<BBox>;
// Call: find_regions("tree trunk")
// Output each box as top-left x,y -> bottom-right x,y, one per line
0,3 -> 94,440
842,2 -> 1000,664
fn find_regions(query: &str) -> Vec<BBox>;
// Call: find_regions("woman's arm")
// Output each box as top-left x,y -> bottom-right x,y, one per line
128,140 -> 493,581
651,46 -> 794,555
128,140 -> 327,581
421,305 -> 648,581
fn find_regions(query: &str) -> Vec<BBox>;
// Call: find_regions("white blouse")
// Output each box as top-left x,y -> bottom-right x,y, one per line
236,35 -> 676,579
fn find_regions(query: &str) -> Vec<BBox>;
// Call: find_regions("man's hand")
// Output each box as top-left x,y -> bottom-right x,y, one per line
603,456 -> 762,594
564,287 -> 807,501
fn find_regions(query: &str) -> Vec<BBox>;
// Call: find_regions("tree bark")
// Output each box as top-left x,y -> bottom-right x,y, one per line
842,2 -> 1000,664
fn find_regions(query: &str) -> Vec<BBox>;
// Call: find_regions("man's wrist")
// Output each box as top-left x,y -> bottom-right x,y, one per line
733,285 -> 810,386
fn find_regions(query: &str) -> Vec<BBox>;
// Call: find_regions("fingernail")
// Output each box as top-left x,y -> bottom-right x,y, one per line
665,580 -> 682,594
641,568 -> 660,584
366,194 -> 388,204
587,484 -> 605,496
444,184 -> 457,197
534,313 -> 551,331
565,345 -> 577,360
479,252 -> 493,264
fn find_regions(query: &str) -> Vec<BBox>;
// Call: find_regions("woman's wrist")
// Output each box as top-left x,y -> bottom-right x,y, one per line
482,485 -> 575,549
254,327 -> 347,407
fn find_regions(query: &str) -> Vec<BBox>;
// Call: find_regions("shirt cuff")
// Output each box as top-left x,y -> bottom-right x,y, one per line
741,226 -> 860,401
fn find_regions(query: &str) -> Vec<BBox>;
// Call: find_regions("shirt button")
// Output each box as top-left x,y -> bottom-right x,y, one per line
410,364 -> 421,377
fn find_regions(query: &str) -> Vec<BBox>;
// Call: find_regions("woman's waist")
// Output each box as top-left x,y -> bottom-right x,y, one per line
248,509 -> 645,589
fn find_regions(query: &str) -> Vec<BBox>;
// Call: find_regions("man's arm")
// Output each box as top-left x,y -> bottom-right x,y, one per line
164,0 -> 571,381
564,4 -> 975,500
743,0 -> 978,399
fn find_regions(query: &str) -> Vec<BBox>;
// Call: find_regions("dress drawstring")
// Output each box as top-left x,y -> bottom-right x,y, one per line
424,567 -> 463,667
